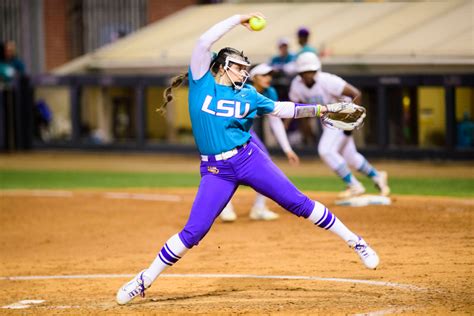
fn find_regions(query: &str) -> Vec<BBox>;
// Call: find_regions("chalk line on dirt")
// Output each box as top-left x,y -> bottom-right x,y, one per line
0,273 -> 424,291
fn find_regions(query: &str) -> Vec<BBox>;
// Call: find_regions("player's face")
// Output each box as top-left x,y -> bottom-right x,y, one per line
227,63 -> 249,83
300,71 -> 317,86
5,41 -> 16,58
253,73 -> 272,89
279,44 -> 288,56
298,35 -> 308,46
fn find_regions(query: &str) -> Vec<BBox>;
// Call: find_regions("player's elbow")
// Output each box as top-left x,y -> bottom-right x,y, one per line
353,90 -> 362,104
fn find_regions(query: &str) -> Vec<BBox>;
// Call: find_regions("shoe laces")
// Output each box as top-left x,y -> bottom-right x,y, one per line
354,243 -> 370,258
354,244 -> 369,257
128,273 -> 147,299
350,238 -> 370,258
138,273 -> 146,298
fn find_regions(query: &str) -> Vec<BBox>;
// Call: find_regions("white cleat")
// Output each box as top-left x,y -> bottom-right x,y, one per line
219,203 -> 237,222
375,171 -> 390,196
348,237 -> 380,270
338,182 -> 366,199
249,206 -> 279,221
116,270 -> 151,305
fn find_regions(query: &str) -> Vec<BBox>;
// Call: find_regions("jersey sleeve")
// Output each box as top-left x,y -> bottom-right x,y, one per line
268,115 -> 292,153
320,72 -> 347,97
255,91 -> 276,116
189,15 -> 241,81
188,66 -> 212,88
288,78 -> 302,102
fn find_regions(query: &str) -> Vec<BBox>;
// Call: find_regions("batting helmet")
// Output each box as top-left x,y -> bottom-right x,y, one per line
295,52 -> 321,73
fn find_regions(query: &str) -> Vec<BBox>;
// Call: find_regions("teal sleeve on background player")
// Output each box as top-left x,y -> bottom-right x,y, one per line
262,86 -> 278,102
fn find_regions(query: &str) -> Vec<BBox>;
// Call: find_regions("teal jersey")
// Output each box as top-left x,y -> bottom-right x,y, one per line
262,86 -> 278,102
297,44 -> 318,56
188,68 -> 276,155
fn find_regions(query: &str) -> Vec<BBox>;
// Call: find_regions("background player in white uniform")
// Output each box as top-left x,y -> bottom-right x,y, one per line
289,52 -> 390,198
219,63 -> 300,222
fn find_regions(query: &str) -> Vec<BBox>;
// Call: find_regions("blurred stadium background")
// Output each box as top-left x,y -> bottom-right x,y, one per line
0,0 -> 473,159
1,1 -> 473,314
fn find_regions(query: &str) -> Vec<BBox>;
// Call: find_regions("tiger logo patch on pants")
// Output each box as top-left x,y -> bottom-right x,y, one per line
207,166 -> 220,174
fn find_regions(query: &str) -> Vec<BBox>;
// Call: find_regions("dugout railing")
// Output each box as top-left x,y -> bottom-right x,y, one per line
1,73 -> 473,160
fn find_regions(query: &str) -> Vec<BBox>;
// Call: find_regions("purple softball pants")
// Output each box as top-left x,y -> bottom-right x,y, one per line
249,129 -> 270,156
178,141 -> 315,248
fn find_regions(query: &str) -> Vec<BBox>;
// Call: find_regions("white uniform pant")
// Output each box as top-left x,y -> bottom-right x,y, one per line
317,126 -> 365,171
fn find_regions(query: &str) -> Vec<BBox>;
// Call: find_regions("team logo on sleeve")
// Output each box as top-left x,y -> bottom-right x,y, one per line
207,166 -> 220,174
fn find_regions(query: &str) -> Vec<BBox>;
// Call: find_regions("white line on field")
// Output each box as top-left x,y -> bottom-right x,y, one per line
0,190 -> 73,197
353,307 -> 415,316
0,273 -> 424,291
2,300 -> 45,309
104,192 -> 182,202
53,305 -> 81,309
0,190 -> 182,202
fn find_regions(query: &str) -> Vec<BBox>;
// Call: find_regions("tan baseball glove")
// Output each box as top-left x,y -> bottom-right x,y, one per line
321,102 -> 366,131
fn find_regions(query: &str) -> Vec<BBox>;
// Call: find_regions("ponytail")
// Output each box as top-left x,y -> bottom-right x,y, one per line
157,72 -> 188,115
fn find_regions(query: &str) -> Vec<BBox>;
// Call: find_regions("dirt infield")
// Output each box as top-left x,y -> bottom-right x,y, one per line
0,187 -> 473,315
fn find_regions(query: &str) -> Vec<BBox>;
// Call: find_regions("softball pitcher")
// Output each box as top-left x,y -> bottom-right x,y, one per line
289,52 -> 390,198
219,63 -> 300,222
116,14 -> 379,305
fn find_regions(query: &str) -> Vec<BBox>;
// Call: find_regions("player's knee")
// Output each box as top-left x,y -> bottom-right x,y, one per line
318,145 -> 334,161
343,152 -> 363,169
284,196 -> 315,218
178,227 -> 208,248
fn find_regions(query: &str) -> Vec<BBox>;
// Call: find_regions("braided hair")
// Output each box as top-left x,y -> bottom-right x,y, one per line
159,72 -> 188,114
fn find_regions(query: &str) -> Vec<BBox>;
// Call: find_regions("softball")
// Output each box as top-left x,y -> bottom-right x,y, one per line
249,17 -> 266,31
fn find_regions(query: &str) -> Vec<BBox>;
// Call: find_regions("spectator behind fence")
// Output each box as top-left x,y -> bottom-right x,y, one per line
0,41 -> 16,83
269,38 -> 296,101
296,27 -> 318,56
5,40 -> 25,75
269,38 -> 296,76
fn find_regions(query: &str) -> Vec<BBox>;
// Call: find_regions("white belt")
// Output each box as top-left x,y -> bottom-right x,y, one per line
201,148 -> 239,161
